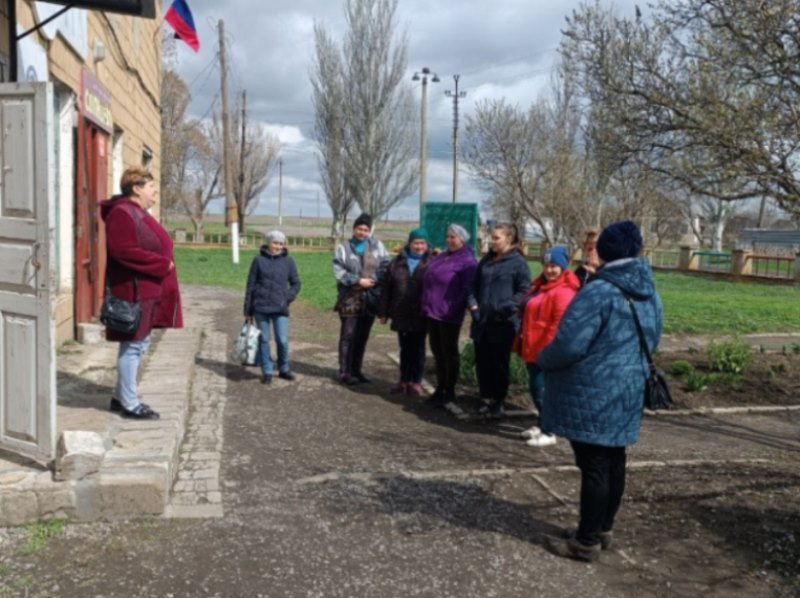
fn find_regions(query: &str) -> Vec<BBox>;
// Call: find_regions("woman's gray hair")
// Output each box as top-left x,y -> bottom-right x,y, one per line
448,223 -> 470,243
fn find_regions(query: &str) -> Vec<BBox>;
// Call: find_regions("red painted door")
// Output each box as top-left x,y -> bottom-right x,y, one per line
75,121 -> 109,324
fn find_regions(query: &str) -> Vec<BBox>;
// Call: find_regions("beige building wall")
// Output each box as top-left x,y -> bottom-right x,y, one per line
16,1 -> 162,343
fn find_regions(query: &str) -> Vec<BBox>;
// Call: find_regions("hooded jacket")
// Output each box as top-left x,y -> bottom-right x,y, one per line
537,258 -> 663,447
100,196 -> 183,341
468,249 -> 531,341
244,246 -> 301,316
517,270 -> 581,363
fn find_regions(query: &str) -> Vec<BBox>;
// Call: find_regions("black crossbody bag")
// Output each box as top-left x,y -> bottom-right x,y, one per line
623,292 -> 672,411
100,207 -> 142,334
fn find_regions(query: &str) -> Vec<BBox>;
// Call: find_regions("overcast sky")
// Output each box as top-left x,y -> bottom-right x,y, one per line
165,0 -> 639,221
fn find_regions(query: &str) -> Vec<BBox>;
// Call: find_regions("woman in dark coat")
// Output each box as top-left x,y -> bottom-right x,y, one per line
538,221 -> 663,562
101,167 -> 183,420
244,230 -> 301,384
377,228 -> 432,397
468,223 -> 531,418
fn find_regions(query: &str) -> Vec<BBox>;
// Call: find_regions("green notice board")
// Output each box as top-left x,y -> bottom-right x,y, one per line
421,202 -> 479,254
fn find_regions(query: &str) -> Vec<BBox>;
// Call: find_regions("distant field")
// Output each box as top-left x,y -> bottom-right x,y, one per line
163,215 -> 418,242
174,248 -> 800,335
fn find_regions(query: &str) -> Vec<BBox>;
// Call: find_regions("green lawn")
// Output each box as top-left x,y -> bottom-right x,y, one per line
175,248 -> 800,335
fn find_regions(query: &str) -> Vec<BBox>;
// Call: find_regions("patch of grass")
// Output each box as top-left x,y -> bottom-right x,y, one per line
175,249 -> 800,335
19,519 -> 65,556
685,371 -> 710,392
653,272 -> 800,335
670,360 -> 694,376
707,338 -> 752,374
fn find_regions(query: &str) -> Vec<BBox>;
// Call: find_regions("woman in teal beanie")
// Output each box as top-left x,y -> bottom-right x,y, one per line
378,228 -> 432,396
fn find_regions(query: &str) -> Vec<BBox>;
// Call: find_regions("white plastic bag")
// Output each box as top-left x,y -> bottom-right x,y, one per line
232,322 -> 261,365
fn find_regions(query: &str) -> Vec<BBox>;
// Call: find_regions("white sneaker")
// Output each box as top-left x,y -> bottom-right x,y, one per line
526,433 -> 557,447
521,426 -> 541,439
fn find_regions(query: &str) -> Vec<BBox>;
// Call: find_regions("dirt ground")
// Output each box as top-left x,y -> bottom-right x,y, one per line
0,289 -> 798,597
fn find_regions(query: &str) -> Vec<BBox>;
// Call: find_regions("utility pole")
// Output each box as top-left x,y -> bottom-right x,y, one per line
218,20 -> 239,263
238,89 -> 247,233
278,159 -> 283,226
412,67 -> 439,221
445,75 -> 466,203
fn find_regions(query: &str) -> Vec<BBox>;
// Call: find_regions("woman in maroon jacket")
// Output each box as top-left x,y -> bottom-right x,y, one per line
101,168 -> 183,419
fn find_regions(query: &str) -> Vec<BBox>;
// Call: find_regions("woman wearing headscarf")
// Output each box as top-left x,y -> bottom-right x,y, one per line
468,223 -> 531,418
244,230 -> 301,384
101,167 -> 183,419
378,228 -> 432,396
420,224 -> 478,406
333,213 -> 389,385
515,246 -> 580,447
538,221 -> 663,562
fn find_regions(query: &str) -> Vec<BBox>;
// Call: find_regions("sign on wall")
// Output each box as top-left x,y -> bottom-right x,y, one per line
421,202 -> 479,254
16,26 -> 49,82
80,69 -> 113,133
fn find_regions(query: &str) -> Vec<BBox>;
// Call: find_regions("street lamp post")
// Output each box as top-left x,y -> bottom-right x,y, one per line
412,67 -> 439,220
445,75 -> 466,203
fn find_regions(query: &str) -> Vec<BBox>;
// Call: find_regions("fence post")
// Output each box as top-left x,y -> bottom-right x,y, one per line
794,254 -> 800,283
678,246 -> 698,271
731,249 -> 752,276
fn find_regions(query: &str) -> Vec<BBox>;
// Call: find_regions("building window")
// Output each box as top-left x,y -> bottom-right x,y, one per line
142,145 -> 153,170
0,55 -> 8,82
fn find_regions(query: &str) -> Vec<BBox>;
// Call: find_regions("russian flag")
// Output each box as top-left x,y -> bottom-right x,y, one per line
165,0 -> 199,52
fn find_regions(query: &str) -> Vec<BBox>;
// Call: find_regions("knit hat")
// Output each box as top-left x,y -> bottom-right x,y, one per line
266,230 -> 286,244
408,227 -> 429,244
353,213 -> 373,229
543,246 -> 569,270
597,221 -> 643,263
448,223 -> 470,243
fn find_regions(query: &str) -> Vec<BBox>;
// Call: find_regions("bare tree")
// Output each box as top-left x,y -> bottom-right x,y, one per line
160,69 -> 197,215
561,0 -> 800,218
462,77 -> 597,249
312,26 -> 356,236
311,0 -> 417,227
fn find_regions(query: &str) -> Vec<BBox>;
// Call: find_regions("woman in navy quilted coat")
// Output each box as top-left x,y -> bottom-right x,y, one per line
537,221 -> 663,562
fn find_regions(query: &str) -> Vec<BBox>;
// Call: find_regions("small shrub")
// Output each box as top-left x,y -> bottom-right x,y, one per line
459,341 -> 529,386
791,343 -> 800,355
768,364 -> 787,380
20,519 -> 65,556
686,371 -> 709,392
459,342 -> 477,385
670,360 -> 694,376
707,338 -> 752,375
687,346 -> 699,355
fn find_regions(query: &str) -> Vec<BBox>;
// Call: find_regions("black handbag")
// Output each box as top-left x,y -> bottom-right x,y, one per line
624,294 -> 672,411
100,271 -> 141,334
101,204 -> 143,334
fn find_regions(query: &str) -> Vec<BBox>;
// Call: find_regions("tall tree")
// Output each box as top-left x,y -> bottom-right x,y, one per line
561,0 -> 800,218
160,69 -> 199,215
311,0 -> 417,228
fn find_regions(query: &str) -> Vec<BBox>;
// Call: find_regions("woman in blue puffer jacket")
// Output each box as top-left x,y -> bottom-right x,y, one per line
537,221 -> 663,563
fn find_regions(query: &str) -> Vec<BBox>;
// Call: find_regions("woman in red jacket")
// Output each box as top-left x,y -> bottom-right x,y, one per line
101,168 -> 183,419
517,246 -> 579,446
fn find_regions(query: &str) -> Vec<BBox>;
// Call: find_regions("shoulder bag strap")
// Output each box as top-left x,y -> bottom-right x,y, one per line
622,291 -> 654,371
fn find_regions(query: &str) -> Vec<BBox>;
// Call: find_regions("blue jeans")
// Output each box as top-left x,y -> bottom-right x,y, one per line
115,336 -> 151,411
255,313 -> 289,375
527,362 -> 545,415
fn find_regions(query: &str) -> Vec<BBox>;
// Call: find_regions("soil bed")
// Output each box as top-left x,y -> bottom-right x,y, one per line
654,351 -> 800,410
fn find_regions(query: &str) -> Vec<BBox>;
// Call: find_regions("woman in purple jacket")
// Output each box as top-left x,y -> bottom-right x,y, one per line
420,224 -> 478,407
